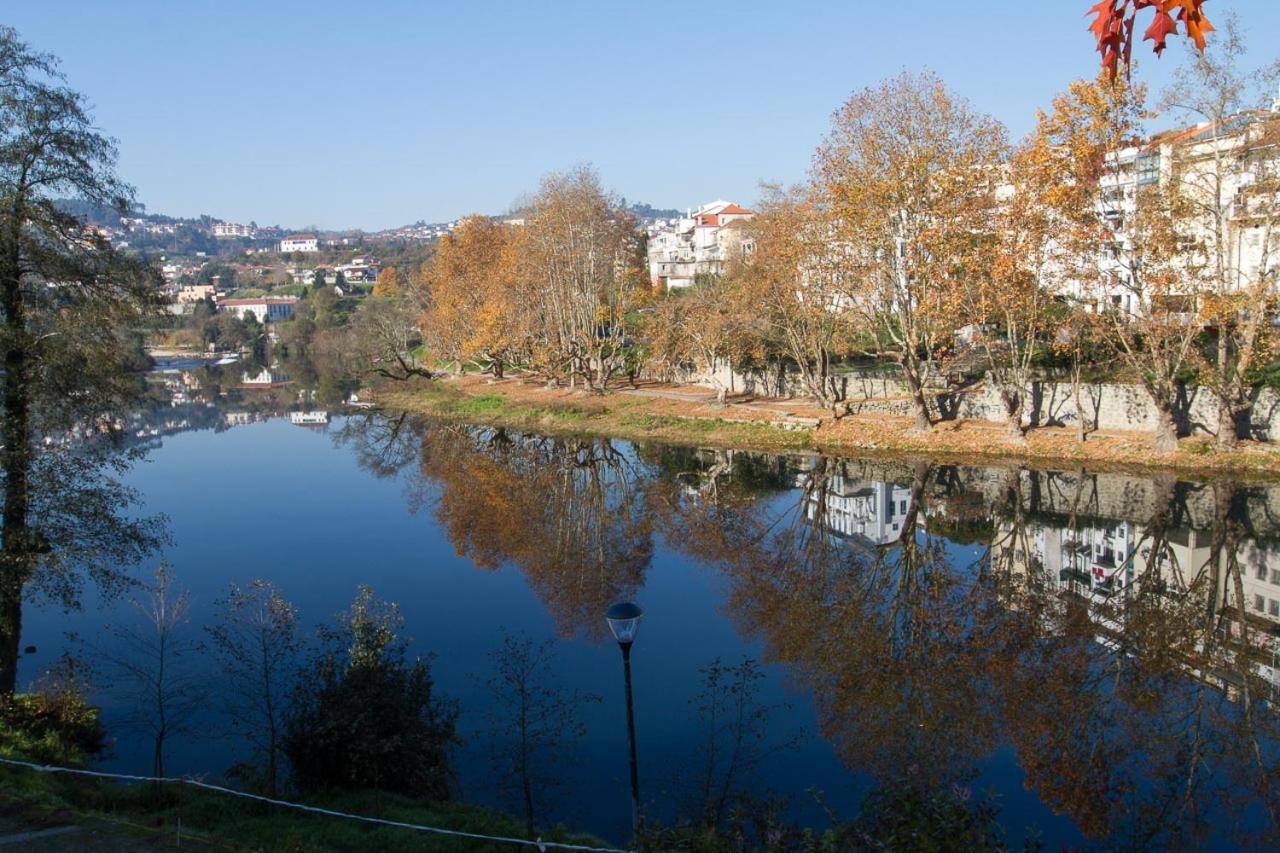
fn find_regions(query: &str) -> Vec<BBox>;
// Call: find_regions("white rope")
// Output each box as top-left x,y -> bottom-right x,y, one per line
0,755 -> 631,852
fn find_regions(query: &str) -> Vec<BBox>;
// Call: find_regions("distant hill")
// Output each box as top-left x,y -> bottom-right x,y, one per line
622,200 -> 680,220
54,197 -> 141,227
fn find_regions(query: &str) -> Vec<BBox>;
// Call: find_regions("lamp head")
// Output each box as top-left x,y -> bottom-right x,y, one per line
605,601 -> 644,646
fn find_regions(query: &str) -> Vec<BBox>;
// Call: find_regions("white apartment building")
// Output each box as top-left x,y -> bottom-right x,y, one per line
213,221 -> 256,239
217,296 -> 298,323
1082,107 -> 1280,313
647,200 -> 755,290
279,234 -> 319,253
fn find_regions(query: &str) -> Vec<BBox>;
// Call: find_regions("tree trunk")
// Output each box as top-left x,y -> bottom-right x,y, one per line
0,581 -> 22,696
0,257 -> 31,697
1215,398 -> 1240,452
1000,387 -> 1027,446
902,367 -> 932,433
1152,402 -> 1180,454
1072,372 -> 1087,444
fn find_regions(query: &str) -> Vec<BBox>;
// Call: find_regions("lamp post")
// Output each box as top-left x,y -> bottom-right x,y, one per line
605,601 -> 643,843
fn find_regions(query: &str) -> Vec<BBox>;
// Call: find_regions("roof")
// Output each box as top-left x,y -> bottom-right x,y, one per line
281,234 -> 317,241
219,297 -> 299,306
716,203 -> 755,216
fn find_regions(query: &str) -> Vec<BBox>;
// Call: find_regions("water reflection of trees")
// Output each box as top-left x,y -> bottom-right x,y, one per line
340,415 -> 652,640
655,457 -> 999,789
987,473 -> 1280,848
339,414 -> 1280,844
653,453 -> 1280,846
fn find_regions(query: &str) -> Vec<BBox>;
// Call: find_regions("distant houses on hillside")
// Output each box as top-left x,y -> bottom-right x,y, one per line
213,221 -> 256,238
646,200 -> 756,290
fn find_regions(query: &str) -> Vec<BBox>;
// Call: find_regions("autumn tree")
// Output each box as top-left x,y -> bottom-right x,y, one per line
731,184 -> 860,413
814,71 -> 1007,431
418,215 -> 522,377
1087,78 -> 1204,452
961,131 -> 1069,444
521,166 -> 645,391
371,265 -> 400,298
1159,18 -> 1280,449
648,276 -> 755,404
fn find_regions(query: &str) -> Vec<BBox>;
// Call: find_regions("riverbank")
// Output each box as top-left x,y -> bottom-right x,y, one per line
0,761 -> 608,851
377,375 -> 1280,479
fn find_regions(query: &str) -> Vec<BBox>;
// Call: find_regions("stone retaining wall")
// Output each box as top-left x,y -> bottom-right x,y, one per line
667,361 -> 1280,442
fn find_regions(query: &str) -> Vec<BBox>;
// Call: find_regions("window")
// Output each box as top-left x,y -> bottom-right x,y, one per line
1257,595 -> 1267,612
1271,568 -> 1280,585
1272,599 -> 1280,618
1257,565 -> 1268,580
1136,152 -> 1160,185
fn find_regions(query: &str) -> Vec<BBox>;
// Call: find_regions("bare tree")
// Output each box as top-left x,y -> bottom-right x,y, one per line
687,657 -> 798,832
206,579 -> 301,796
101,565 -> 202,779
522,166 -> 646,392
478,632 -> 601,839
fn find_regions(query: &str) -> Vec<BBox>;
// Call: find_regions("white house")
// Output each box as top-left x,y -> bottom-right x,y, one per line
279,234 -> 319,253
217,296 -> 298,323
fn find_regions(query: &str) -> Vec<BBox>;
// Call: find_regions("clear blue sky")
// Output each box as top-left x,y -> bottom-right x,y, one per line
8,1 -> 1279,230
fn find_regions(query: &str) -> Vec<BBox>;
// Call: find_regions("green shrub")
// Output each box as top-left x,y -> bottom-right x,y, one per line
0,654 -> 105,766
284,586 -> 459,799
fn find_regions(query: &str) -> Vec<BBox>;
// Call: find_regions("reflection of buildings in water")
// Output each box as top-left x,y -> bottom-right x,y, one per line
1242,540 -> 1280,622
290,411 -> 329,426
997,517 -> 1218,602
802,473 -> 914,547
240,368 -> 290,387
998,514 -> 1280,695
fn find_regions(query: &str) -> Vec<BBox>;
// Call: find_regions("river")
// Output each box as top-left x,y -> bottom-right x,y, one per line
17,397 -> 1280,848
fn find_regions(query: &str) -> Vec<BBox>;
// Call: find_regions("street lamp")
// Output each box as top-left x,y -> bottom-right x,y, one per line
605,602 -> 643,843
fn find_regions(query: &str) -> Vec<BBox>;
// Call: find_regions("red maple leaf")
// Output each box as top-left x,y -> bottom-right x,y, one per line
1087,0 -> 1213,79
1143,7 -> 1179,55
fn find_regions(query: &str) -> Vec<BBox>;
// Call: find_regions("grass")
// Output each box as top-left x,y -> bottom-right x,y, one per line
0,763 -> 610,851
380,380 -> 816,456
375,377 -> 1280,479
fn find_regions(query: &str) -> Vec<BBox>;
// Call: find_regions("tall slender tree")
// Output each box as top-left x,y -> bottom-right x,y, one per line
0,27 -> 164,694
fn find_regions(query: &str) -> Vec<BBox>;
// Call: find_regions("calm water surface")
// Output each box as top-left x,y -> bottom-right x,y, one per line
20,405 -> 1280,848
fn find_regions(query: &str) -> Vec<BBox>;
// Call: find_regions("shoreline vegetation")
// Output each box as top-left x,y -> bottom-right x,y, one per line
378,374 -> 1280,480
0,757 -> 608,851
